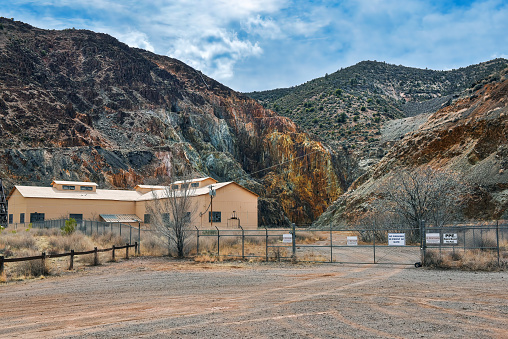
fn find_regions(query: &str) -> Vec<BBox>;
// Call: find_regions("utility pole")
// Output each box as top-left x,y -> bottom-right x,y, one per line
0,178 -> 8,227
209,185 -> 215,228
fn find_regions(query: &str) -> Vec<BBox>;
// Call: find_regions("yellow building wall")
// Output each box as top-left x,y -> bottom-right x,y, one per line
8,191 -> 136,223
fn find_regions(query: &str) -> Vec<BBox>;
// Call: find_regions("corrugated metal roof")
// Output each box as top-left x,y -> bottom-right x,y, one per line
100,214 -> 142,223
52,180 -> 98,186
172,177 -> 217,184
137,182 -> 233,201
14,186 -> 142,201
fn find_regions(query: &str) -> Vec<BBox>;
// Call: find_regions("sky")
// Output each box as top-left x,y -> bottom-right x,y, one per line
2,0 -> 508,92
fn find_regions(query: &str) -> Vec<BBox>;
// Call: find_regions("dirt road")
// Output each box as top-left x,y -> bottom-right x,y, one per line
1,258 -> 507,338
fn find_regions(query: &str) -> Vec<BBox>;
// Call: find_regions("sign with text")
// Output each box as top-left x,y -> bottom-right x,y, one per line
282,234 -> 292,243
443,233 -> 458,244
347,236 -> 358,246
426,233 -> 441,244
388,233 -> 406,246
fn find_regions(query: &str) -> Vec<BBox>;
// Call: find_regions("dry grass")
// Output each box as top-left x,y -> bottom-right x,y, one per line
424,249 -> 506,271
47,232 -> 95,254
0,231 -> 37,252
140,232 -> 167,256
11,249 -> 52,278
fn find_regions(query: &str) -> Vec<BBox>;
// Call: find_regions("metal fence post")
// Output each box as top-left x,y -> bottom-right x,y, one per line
215,226 -> 220,257
195,226 -> 200,255
265,227 -> 269,262
329,227 -> 333,263
373,229 -> 376,264
240,225 -> 245,259
496,220 -> 500,267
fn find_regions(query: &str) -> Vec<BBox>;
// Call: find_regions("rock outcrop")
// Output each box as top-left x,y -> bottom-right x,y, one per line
0,18 -> 342,225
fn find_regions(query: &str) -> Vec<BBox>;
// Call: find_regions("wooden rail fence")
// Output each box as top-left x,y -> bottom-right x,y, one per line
0,242 -> 138,275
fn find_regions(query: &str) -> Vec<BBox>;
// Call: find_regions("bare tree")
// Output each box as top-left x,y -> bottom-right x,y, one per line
374,166 -> 470,234
146,176 -> 197,258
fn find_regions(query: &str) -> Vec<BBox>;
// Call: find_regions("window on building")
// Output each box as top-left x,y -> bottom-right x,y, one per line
144,214 -> 151,224
9,214 -> 13,224
20,213 -> 25,223
191,182 -> 199,188
209,211 -> 221,223
63,185 -> 75,190
184,212 -> 191,222
80,186 -> 93,191
69,214 -> 83,221
171,185 -> 179,189
162,213 -> 170,223
181,183 -> 189,189
30,212 -> 45,223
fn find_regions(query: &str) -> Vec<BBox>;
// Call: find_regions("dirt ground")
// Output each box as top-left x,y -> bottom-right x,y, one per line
1,257 -> 507,338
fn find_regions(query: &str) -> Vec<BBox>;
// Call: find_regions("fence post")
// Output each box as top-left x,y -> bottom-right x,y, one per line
94,247 -> 98,265
0,255 -> 4,275
265,227 -> 269,262
420,220 -> 425,265
240,225 -> 245,259
138,222 -> 141,255
215,226 -> 220,257
373,230 -> 376,264
69,250 -> 74,270
125,243 -> 129,259
496,220 -> 500,267
329,227 -> 333,263
291,223 -> 296,261
195,226 -> 200,255
42,252 -> 46,271
112,245 -> 116,261
135,242 -> 138,256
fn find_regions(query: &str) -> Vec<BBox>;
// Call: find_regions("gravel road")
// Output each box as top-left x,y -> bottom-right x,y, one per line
1,257 -> 507,338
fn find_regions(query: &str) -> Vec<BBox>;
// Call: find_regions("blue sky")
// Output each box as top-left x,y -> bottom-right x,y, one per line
2,0 -> 508,92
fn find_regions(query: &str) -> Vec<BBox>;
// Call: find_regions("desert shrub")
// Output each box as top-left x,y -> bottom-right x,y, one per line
449,251 -> 463,261
92,232 -> 125,247
423,250 -> 444,268
140,232 -> 167,256
79,252 -> 100,266
60,218 -> 77,235
47,231 -> 94,254
13,250 -> 51,278
33,228 -> 59,236
0,231 -> 37,250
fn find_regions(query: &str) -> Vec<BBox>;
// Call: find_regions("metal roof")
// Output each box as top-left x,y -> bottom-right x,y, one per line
51,180 -> 98,186
100,214 -> 142,223
13,186 -> 142,201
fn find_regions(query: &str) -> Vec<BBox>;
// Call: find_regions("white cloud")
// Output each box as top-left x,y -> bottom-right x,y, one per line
116,31 -> 155,52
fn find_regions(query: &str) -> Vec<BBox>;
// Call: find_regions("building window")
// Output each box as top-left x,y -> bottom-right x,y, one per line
9,214 -> 13,224
63,185 -> 75,190
171,185 -> 179,189
191,182 -> 199,188
20,213 -> 25,223
144,214 -> 151,224
184,212 -> 191,222
209,211 -> 221,223
69,214 -> 83,221
181,183 -> 189,189
162,213 -> 170,223
30,212 -> 45,223
80,186 -> 93,191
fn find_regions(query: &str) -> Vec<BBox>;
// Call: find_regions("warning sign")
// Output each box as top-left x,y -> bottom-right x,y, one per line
388,233 -> 406,246
426,233 -> 441,244
282,234 -> 292,243
443,233 -> 458,244
347,236 -> 358,246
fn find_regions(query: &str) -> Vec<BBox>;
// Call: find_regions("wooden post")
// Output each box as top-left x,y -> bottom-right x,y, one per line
134,242 -> 138,256
125,243 -> 129,259
112,245 -> 116,261
42,252 -> 46,270
94,247 -> 98,266
69,250 -> 74,270
0,255 -> 4,275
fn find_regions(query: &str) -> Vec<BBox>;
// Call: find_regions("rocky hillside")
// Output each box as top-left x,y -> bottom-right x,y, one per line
247,59 -> 508,184
315,68 -> 508,226
0,18 -> 342,226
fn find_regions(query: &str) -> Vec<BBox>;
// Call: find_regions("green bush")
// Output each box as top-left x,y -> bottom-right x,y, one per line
60,218 -> 77,235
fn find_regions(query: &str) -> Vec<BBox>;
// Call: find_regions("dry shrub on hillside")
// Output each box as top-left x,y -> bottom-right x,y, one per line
33,228 -> 60,237
424,249 -> 506,271
47,232 -> 94,254
0,231 -> 37,252
12,250 -> 51,278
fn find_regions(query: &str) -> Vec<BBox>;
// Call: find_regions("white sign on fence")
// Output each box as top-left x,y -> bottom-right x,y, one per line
443,233 -> 458,244
282,234 -> 293,243
388,233 -> 406,246
347,236 -> 358,246
426,233 -> 441,244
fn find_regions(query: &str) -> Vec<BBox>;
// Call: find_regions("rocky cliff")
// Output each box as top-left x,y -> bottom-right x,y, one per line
315,68 -> 508,226
0,18 -> 342,225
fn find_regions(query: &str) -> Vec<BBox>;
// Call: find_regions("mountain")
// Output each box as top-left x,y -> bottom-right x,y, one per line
0,17 -> 343,226
315,67 -> 508,226
246,59 -> 508,185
